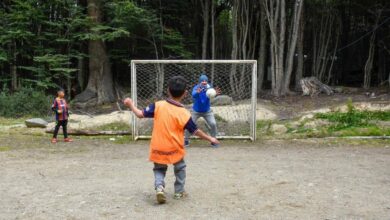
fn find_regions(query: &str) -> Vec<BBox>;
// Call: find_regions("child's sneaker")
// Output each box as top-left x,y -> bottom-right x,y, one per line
211,143 -> 219,148
156,185 -> 166,204
64,138 -> 73,142
51,138 -> 57,143
173,192 -> 187,200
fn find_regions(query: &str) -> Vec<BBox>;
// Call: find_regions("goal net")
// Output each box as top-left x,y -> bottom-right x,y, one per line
130,60 -> 257,141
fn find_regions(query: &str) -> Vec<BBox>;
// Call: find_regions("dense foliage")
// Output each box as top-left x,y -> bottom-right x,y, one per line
0,0 -> 389,112
0,87 -> 51,117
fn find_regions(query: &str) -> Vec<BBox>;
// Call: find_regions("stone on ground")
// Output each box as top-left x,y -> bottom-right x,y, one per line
25,118 -> 48,128
270,124 -> 288,134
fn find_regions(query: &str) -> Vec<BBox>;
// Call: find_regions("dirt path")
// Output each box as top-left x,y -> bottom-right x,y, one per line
0,135 -> 389,219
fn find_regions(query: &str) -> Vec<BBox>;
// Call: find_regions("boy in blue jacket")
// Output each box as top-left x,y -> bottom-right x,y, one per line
185,74 -> 221,148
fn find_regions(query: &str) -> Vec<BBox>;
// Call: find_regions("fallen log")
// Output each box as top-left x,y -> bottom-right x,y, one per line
300,77 -> 334,96
45,129 -> 131,136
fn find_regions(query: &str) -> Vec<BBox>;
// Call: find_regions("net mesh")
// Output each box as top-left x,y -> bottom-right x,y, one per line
131,61 -> 256,140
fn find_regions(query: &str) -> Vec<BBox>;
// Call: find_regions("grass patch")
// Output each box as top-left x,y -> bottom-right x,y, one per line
96,122 -> 131,131
112,135 -> 132,144
257,120 -> 272,132
0,117 -> 29,126
333,125 -> 390,137
0,146 -> 11,151
315,99 -> 390,133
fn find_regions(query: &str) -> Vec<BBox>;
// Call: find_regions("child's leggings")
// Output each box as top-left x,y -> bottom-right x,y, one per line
53,120 -> 68,138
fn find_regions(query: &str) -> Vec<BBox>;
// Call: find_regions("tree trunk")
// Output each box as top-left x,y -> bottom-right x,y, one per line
276,0 -> 285,96
230,0 -> 238,95
75,0 -> 115,105
210,0 -> 216,82
326,26 -> 340,84
282,0 -> 304,94
257,1 -> 267,93
310,4 -> 340,84
364,32 -> 376,89
363,11 -> 381,89
295,5 -> 305,90
77,50 -> 85,91
201,0 -> 210,60
11,41 -> 17,91
264,0 -> 304,96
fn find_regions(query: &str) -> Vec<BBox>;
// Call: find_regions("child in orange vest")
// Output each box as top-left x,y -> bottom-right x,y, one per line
123,76 -> 219,204
51,89 -> 72,143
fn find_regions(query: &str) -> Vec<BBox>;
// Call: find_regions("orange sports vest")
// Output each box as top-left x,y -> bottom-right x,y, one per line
149,100 -> 191,164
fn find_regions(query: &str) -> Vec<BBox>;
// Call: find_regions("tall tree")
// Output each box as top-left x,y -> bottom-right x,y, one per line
73,0 -> 115,104
295,4 -> 305,89
310,1 -> 341,84
264,0 -> 304,96
364,8 -> 383,89
257,0 -> 267,93
200,0 -> 210,59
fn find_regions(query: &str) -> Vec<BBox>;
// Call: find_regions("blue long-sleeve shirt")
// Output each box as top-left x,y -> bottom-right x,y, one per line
192,84 -> 211,113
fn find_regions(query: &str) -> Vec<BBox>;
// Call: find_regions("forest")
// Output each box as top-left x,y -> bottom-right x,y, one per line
0,0 -> 389,110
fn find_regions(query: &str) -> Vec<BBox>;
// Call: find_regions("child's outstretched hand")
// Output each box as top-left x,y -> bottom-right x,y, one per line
210,137 -> 220,145
215,87 -> 222,95
123,98 -> 133,107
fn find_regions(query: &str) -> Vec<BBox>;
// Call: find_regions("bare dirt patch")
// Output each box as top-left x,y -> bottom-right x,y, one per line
1,135 -> 389,219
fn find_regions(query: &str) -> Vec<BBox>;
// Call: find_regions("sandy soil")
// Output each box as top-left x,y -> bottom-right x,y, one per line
1,135 -> 389,219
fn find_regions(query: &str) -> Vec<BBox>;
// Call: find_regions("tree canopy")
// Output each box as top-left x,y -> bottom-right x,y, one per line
0,0 -> 389,101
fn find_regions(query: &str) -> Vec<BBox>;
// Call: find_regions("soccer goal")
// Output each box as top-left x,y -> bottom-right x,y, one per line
130,60 -> 257,141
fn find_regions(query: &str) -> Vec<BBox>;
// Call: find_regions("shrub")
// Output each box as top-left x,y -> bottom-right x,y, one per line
0,87 -> 51,117
315,99 -> 390,131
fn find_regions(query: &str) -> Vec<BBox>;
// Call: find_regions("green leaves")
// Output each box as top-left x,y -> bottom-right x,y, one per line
0,0 -> 195,94
0,0 -> 87,91
161,28 -> 193,58
75,25 -> 129,41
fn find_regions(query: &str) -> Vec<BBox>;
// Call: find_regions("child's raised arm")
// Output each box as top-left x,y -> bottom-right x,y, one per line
123,98 -> 144,118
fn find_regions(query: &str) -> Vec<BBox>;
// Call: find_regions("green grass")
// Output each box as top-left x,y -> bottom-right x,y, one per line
332,125 -> 390,137
257,120 -> 272,132
0,146 -> 11,151
315,100 -> 390,133
0,117 -> 29,126
96,122 -> 131,131
265,101 -> 390,138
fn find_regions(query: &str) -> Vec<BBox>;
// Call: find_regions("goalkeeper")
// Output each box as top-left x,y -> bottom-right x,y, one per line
185,74 -> 221,148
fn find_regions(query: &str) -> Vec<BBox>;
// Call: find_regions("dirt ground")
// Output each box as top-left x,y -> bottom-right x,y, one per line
1,135 -> 389,219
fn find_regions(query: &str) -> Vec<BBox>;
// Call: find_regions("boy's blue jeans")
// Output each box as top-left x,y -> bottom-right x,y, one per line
153,159 -> 186,193
185,110 -> 218,141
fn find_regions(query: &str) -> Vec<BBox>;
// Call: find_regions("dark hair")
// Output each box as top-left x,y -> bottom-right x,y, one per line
168,76 -> 187,98
57,88 -> 65,93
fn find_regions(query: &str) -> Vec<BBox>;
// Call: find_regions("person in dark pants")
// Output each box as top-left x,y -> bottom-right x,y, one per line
51,89 -> 72,143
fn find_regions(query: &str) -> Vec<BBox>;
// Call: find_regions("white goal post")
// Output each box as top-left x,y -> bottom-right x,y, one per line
130,60 -> 257,141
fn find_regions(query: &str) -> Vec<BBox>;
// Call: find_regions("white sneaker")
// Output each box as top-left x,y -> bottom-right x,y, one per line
156,185 -> 166,204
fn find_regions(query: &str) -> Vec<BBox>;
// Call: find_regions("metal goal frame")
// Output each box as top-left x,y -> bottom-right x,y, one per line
130,60 -> 257,141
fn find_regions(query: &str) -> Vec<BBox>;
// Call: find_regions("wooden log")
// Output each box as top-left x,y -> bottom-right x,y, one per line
300,76 -> 334,96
